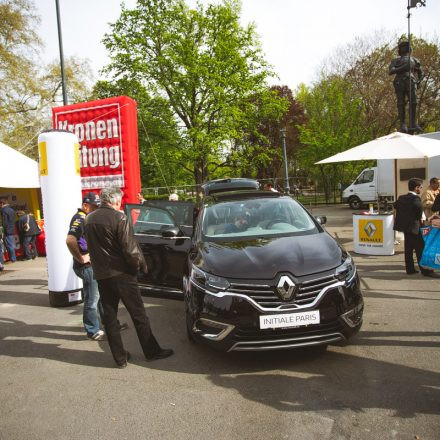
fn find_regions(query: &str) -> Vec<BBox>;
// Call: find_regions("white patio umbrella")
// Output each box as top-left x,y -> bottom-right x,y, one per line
316,131 -> 440,164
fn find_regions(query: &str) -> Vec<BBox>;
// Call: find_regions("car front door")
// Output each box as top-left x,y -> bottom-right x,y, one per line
125,201 -> 194,294
353,169 -> 376,201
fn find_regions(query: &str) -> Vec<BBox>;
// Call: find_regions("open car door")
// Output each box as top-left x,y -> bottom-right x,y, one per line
125,201 -> 195,295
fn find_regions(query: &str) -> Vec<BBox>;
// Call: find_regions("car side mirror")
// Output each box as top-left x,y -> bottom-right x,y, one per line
315,215 -> 327,225
161,226 -> 180,238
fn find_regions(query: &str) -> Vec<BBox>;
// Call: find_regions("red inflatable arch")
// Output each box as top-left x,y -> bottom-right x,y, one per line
52,96 -> 140,206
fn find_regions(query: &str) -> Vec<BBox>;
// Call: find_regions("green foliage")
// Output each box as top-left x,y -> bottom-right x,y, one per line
296,77 -> 372,194
0,0 -> 93,158
92,78 -> 190,188
103,0 -> 276,185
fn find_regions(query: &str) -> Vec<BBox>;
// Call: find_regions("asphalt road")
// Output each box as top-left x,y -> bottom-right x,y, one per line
0,205 -> 439,440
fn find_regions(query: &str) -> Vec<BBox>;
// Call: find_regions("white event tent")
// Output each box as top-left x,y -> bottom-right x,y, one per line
0,141 -> 40,188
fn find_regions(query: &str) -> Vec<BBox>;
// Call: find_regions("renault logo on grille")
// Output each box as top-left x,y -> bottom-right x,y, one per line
277,275 -> 296,301
364,221 -> 377,237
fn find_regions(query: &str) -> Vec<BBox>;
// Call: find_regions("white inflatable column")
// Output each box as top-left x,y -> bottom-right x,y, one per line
38,130 -> 83,307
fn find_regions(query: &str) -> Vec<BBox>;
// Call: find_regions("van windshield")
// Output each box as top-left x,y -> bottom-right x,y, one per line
202,197 -> 319,239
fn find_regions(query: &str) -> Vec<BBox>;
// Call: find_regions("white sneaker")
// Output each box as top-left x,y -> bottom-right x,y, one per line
87,330 -> 105,341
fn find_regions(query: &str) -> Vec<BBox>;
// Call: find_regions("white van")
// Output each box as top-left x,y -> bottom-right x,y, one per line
342,162 -> 394,210
342,136 -> 440,210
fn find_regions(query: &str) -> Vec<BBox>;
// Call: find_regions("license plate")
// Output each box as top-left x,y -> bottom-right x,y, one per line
259,310 -> 320,329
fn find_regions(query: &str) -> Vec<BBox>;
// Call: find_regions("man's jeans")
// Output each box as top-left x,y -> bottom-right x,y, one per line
74,265 -> 101,335
4,235 -> 16,262
22,235 -> 37,259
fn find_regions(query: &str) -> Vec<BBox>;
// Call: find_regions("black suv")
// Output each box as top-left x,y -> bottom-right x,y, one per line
125,178 -> 363,352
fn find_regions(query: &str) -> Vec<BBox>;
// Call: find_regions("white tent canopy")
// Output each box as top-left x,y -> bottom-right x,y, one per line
0,141 -> 40,188
316,132 -> 440,164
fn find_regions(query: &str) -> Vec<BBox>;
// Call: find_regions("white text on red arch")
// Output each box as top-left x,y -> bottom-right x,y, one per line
57,118 -> 121,169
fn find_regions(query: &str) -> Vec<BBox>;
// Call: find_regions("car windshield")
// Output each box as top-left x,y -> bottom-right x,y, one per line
202,197 -> 318,239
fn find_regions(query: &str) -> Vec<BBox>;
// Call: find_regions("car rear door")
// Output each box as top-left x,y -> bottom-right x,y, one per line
125,201 -> 194,293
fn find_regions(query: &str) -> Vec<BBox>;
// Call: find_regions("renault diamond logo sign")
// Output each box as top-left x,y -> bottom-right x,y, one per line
277,275 -> 296,301
364,221 -> 377,238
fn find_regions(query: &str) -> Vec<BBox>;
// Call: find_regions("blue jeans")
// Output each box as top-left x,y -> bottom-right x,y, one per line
74,265 -> 101,335
4,235 -> 16,262
23,235 -> 37,259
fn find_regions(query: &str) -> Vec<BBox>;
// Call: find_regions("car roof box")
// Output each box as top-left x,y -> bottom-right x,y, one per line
202,178 -> 259,196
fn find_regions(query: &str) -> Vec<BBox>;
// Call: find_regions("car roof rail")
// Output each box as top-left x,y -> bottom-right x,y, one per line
201,178 -> 259,196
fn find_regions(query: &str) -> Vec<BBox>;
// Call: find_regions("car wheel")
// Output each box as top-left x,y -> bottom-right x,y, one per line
349,197 -> 362,210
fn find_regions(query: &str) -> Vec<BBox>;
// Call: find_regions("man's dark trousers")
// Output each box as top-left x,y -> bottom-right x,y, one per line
97,273 -> 160,365
403,231 -> 427,274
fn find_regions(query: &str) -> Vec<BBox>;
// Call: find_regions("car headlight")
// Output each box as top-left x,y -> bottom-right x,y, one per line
335,255 -> 356,282
190,265 -> 230,292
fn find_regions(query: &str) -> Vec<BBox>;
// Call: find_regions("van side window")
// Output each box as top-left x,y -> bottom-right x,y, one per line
355,170 -> 374,185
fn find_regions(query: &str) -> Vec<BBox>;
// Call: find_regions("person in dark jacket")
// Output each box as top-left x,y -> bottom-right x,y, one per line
0,198 -> 17,262
432,193 -> 440,214
84,187 -> 173,368
17,210 -> 40,260
394,178 -> 434,276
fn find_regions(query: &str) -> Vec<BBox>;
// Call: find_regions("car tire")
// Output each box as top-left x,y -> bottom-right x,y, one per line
349,197 -> 362,210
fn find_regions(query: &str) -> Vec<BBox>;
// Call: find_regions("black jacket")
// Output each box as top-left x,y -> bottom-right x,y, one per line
393,193 -> 423,235
1,205 -> 16,235
17,214 -> 40,236
432,193 -> 440,214
84,204 -> 147,280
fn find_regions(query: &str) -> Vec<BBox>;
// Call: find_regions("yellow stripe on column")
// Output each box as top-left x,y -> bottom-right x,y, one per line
74,143 -> 81,175
38,141 -> 48,176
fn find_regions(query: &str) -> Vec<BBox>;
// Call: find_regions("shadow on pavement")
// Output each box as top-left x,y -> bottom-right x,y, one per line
0,318 -> 113,368
1,296 -> 439,417
0,290 -> 52,308
0,278 -> 48,286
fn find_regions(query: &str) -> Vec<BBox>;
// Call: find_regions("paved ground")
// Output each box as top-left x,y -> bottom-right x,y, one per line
0,205 -> 439,440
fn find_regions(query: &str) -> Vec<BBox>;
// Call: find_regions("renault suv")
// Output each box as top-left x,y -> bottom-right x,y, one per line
125,178 -> 363,352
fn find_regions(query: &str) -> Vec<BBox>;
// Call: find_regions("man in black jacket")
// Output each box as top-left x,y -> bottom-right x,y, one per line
0,198 -> 17,262
17,211 -> 40,260
84,187 -> 173,368
394,178 -> 434,276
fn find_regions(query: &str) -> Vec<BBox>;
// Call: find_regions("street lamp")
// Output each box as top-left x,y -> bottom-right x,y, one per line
55,0 -> 68,105
407,0 -> 426,133
280,128 -> 290,194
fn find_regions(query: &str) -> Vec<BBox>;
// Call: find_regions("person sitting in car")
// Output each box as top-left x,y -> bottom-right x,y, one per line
224,212 -> 249,233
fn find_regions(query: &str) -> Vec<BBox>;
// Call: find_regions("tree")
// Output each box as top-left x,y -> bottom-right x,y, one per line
296,33 -> 440,199
92,78 -> 191,189
103,0 -> 277,185
250,85 -> 306,180
0,0 -> 42,154
321,33 -> 440,135
296,76 -> 368,199
0,0 -> 94,158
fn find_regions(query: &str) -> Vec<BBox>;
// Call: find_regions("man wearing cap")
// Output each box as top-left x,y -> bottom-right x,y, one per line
66,192 -> 104,340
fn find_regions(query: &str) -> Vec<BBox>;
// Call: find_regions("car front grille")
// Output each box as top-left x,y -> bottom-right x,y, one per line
227,274 -> 339,309
229,320 -> 345,351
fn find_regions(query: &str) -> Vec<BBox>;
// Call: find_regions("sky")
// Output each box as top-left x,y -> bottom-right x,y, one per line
35,0 -> 439,90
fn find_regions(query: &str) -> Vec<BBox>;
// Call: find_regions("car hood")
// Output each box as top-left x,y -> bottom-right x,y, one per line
197,232 -> 342,279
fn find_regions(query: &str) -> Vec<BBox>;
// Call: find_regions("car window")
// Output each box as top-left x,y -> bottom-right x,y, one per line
126,205 -> 175,235
355,170 -> 374,185
141,200 -> 194,226
202,197 -> 318,239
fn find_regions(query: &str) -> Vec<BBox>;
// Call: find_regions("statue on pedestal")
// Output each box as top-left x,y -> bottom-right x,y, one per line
389,40 -> 423,133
